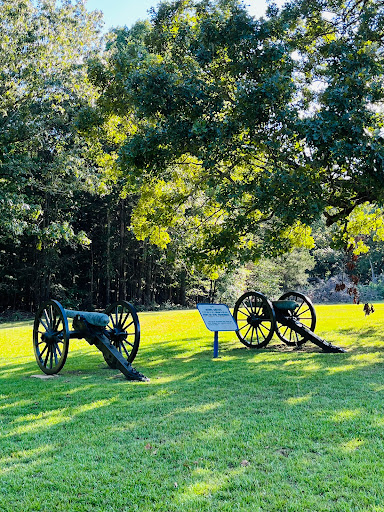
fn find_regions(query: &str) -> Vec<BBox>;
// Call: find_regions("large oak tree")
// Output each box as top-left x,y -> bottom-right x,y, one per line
89,0 -> 384,271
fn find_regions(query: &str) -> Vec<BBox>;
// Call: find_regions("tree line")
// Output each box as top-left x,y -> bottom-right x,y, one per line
1,0 -> 384,314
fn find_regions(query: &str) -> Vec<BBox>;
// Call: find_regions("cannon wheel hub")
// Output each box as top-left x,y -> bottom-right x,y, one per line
41,331 -> 60,345
247,314 -> 262,327
108,328 -> 127,344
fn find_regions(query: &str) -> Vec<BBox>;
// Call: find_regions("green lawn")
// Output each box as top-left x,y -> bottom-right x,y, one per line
1,304 -> 384,511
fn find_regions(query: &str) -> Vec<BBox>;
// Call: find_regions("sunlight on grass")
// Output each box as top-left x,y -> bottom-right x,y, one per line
327,352 -> 384,374
331,409 -> 362,422
63,385 -> 97,395
186,470 -> 231,497
0,366 -> 30,377
195,426 -> 227,441
2,305 -> 384,511
175,402 -> 223,415
349,353 -> 384,363
71,398 -> 116,416
0,399 -> 33,411
340,439 -> 364,452
0,447 -> 54,477
149,373 -> 196,385
0,445 -> 52,466
145,357 -> 169,366
9,409 -> 70,436
370,383 -> 384,392
303,362 -> 323,372
327,364 -> 359,374
286,394 -> 312,405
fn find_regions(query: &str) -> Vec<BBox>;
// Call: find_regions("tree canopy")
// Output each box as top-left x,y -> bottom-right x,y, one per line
2,0 -> 384,310
0,0 -> 102,244
88,0 -> 384,270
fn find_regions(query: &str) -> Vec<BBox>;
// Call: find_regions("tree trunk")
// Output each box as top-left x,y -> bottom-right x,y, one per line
179,269 -> 186,306
118,198 -> 127,300
89,244 -> 94,306
105,209 -> 111,305
143,243 -> 152,305
209,280 -> 217,303
370,259 -> 377,284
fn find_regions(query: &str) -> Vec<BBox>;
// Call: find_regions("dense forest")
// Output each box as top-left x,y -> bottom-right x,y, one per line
1,0 -> 384,315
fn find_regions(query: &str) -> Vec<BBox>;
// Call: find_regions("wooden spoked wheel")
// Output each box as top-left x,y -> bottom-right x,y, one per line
103,300 -> 140,368
275,291 -> 316,346
234,291 -> 276,348
33,300 -> 69,374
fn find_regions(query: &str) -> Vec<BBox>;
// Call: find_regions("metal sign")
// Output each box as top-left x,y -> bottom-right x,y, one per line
197,303 -> 238,332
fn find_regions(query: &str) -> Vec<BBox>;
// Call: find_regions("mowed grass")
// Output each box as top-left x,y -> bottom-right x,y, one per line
1,304 -> 384,511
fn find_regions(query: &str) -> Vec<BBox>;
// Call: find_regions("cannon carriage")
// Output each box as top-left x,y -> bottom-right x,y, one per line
234,291 -> 345,353
33,299 -> 148,381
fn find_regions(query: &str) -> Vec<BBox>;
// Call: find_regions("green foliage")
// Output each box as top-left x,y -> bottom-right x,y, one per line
3,0 -> 384,310
244,249 -> 315,299
89,0 -> 315,270
291,0 -> 384,229
88,0 -> 384,273
0,0 -> 102,244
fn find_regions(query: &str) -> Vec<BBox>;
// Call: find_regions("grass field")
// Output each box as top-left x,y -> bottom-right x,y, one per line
1,304 -> 384,511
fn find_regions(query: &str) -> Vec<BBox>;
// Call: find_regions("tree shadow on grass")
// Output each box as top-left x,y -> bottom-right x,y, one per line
336,326 -> 380,340
0,319 -> 33,330
1,323 -> 379,390
2,330 -> 384,511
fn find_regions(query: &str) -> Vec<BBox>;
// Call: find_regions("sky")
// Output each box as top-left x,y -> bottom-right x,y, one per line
85,0 -> 274,31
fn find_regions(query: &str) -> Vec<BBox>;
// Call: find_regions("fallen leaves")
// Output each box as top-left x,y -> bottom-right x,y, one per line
144,443 -> 158,455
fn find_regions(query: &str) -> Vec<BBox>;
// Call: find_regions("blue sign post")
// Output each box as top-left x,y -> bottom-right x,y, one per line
197,303 -> 238,358
213,330 -> 219,358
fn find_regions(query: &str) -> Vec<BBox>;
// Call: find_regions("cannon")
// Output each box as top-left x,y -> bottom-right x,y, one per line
233,291 -> 345,353
33,300 -> 149,381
